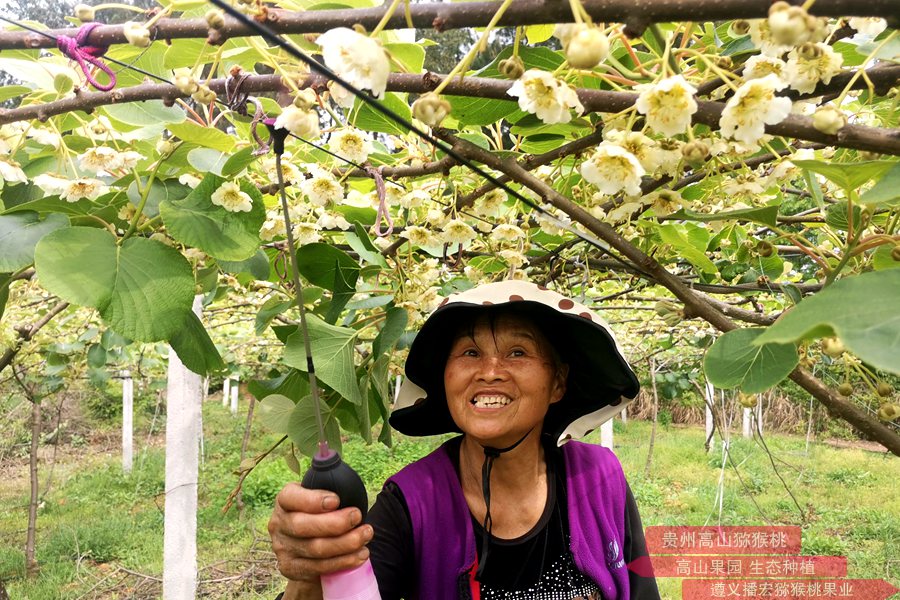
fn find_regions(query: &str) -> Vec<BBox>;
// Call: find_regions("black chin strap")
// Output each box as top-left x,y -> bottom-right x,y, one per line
475,427 -> 535,581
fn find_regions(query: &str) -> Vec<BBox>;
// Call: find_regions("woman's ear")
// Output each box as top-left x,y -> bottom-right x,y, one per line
550,364 -> 569,404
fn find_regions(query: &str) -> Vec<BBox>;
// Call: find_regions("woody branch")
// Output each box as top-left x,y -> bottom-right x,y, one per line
0,0 -> 896,50
2,70 -> 899,154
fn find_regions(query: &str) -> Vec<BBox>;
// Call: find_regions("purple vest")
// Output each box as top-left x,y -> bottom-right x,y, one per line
386,439 -> 630,600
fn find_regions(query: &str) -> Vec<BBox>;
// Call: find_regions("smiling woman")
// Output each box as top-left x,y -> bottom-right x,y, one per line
268,281 -> 660,600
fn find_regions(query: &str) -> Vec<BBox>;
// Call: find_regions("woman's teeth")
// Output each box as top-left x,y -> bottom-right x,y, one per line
472,395 -> 511,408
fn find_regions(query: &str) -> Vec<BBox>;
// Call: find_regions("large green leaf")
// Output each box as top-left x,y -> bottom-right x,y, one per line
160,174 -> 265,261
248,368 -> 310,403
704,328 -> 799,393
384,42 -> 425,73
219,250 -> 271,280
658,224 -> 717,275
283,316 -> 364,405
168,121 -> 235,152
0,274 -> 9,323
872,245 -> 900,271
669,205 -> 779,228
353,92 -> 412,136
792,160 -> 896,192
373,306 -> 408,357
169,310 -> 224,374
258,394 -> 296,433
0,211 -> 68,271
287,395 -> 342,457
103,100 -> 186,126
34,227 -> 194,341
755,270 -> 900,375
859,162 -> 900,208
296,243 -> 360,291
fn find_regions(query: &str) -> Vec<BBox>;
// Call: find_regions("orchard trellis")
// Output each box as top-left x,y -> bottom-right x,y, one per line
1,0 -> 899,477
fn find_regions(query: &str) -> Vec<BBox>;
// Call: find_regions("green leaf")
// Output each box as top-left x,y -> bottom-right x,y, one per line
219,250 -> 270,280
668,205 -> 779,228
103,100 -> 186,126
0,211 -> 68,271
704,328 -> 798,393
793,160 -> 896,191
168,121 -> 235,152
283,316 -> 364,406
384,43 -> 425,73
221,146 -> 260,177
0,85 -> 30,102
296,243 -> 360,291
248,368 -> 310,403
287,395 -> 342,457
353,92 -> 411,136
258,394 -> 296,433
872,245 -> 900,271
525,25 -> 554,44
755,269 -> 900,375
658,224 -> 717,275
86,344 -> 107,369
859,162 -> 900,208
255,297 -> 292,335
448,95 -> 518,127
324,257 -> 357,324
187,148 -> 230,175
825,202 -> 862,232
169,310 -> 224,375
34,227 -> 195,342
373,306 -> 408,357
160,173 -> 265,261
0,275 -> 10,323
344,224 -> 388,267
126,178 -> 190,219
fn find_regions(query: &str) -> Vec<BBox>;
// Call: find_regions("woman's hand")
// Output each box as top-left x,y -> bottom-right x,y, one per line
268,483 -> 375,597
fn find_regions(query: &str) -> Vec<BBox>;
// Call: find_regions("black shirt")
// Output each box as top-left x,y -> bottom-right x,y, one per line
366,437 -> 661,600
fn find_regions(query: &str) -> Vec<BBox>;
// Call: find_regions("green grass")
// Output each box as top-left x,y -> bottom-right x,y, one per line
0,404 -> 897,599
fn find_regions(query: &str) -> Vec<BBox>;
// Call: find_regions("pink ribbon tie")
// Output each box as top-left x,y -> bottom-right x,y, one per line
57,22 -> 116,92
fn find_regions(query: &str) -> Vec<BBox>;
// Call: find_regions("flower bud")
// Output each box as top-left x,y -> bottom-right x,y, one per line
74,3 -> 95,22
738,393 -> 757,409
837,382 -> 853,397
156,139 -> 175,155
681,140 -> 709,164
191,84 -> 217,105
172,68 -> 199,95
498,56 -> 525,80
205,8 -> 225,30
876,382 -> 894,398
821,337 -> 845,358
812,105 -> 847,135
798,42 -> 823,61
756,240 -> 775,257
877,403 -> 900,422
565,27 -> 609,69
123,22 -> 152,48
730,19 -> 751,36
714,55 -> 733,70
292,88 -> 318,110
892,245 -> 900,261
768,3 -> 811,46
412,92 -> 451,127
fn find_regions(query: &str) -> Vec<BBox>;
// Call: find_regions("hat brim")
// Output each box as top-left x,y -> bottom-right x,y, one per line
389,299 -> 639,440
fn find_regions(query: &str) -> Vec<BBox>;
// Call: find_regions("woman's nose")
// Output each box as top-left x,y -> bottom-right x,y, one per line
476,355 -> 508,380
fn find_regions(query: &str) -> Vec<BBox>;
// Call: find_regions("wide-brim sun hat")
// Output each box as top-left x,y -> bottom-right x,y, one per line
390,280 -> 640,445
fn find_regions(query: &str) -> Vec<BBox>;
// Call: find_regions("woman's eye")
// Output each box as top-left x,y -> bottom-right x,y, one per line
509,349 -> 526,357
462,348 -> 479,357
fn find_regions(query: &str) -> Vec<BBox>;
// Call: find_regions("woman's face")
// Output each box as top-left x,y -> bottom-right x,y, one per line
443,313 -> 568,448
